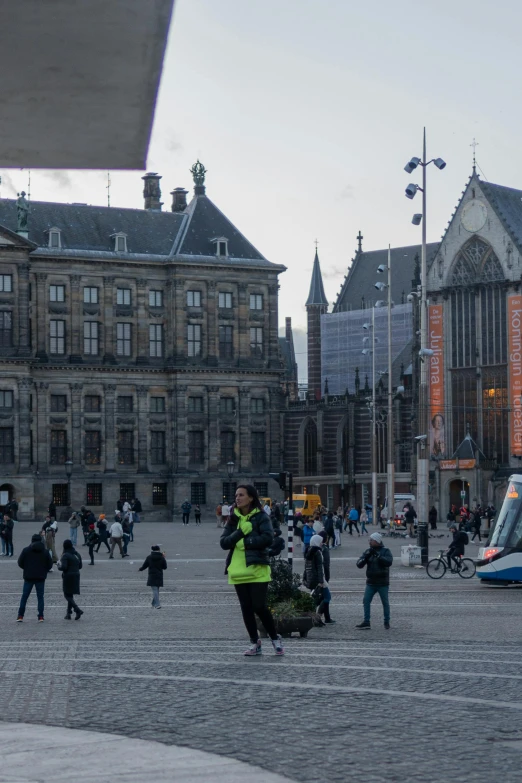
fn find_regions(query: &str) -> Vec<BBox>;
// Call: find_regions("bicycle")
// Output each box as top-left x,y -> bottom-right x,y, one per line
426,549 -> 476,579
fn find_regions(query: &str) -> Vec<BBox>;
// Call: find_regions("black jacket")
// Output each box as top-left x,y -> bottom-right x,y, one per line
357,545 -> 393,586
220,509 -> 274,573
268,535 -> 285,557
86,530 -> 100,546
132,499 -> 142,513
322,544 -> 331,583
18,540 -> 52,581
139,551 -> 167,587
324,515 -> 335,535
404,506 -> 417,523
59,549 -> 82,595
303,546 -> 324,589
449,530 -> 468,555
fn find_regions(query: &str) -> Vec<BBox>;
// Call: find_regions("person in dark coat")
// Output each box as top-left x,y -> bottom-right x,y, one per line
58,539 -> 83,620
2,514 -> 14,556
139,545 -> 167,608
16,534 -> 53,621
86,524 -> 99,565
324,512 -> 336,549
95,515 -> 111,553
355,532 -> 393,630
194,504 -> 202,526
446,525 -> 468,569
48,501 -> 57,521
318,530 -> 335,624
429,506 -> 438,530
470,509 -> 482,542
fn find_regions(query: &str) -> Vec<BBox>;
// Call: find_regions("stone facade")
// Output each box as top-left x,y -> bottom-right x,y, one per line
0,169 -> 286,520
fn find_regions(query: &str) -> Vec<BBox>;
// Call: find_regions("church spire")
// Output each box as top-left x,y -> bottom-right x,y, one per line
306,248 -> 328,308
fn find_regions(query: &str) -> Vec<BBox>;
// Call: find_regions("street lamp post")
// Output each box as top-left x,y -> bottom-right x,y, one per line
65,459 -> 73,507
404,128 -> 446,565
376,248 -> 395,527
226,460 -> 235,503
362,308 -> 378,524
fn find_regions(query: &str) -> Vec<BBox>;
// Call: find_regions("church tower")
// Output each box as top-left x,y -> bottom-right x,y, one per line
306,248 -> 328,399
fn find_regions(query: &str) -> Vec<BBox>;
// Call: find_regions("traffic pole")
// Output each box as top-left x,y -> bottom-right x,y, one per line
287,472 -> 294,571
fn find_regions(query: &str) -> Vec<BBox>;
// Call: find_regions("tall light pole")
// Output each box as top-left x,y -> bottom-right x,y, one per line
226,460 -> 235,503
362,307 -> 378,523
65,459 -> 73,506
404,128 -> 446,563
376,249 -> 395,526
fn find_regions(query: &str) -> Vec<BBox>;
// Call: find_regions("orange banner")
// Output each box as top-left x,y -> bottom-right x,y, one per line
429,304 -> 445,458
439,459 -> 475,471
509,294 -> 522,456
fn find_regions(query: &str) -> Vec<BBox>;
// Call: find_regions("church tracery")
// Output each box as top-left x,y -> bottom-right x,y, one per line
449,236 -> 504,286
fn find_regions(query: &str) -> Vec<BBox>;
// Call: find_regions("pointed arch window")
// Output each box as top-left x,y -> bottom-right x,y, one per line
303,419 -> 318,475
450,254 -> 475,286
479,253 -> 504,283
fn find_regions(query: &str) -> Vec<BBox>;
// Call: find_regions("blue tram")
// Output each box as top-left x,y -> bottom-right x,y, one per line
476,475 -> 522,584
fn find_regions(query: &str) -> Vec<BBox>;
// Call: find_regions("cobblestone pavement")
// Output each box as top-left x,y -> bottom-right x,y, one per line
1,522 -> 522,782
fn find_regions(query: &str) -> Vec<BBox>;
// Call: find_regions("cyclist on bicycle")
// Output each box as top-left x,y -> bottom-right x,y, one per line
446,524 -> 469,570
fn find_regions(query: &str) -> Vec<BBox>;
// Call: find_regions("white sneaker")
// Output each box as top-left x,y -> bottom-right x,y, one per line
271,635 -> 285,656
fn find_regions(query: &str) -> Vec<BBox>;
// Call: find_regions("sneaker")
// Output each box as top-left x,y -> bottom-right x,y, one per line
384,622 -> 390,629
356,621 -> 371,629
324,619 -> 337,624
16,616 -> 23,622
271,635 -> 285,656
244,640 -> 262,656
64,614 -> 72,620
109,556 -> 114,559
155,605 -> 162,609
38,616 -> 44,622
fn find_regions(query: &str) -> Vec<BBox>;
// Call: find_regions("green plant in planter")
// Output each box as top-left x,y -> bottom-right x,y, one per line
267,559 -> 316,615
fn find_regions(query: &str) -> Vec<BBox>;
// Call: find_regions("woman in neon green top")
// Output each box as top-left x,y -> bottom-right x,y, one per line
220,484 -> 284,656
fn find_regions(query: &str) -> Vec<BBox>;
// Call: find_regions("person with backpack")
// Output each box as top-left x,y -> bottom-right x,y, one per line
447,524 -> 469,569
139,545 -> 167,608
86,524 -> 99,565
58,539 -> 83,620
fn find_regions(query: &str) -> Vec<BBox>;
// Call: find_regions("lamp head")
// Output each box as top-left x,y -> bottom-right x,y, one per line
434,157 -> 446,170
361,348 -> 371,356
404,157 -> 420,174
405,183 -> 418,199
412,213 -> 423,225
374,281 -> 386,291
377,264 -> 386,274
375,300 -> 385,307
362,322 -> 371,330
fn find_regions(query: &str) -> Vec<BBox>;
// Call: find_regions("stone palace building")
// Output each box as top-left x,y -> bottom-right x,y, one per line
0,163 -> 291,520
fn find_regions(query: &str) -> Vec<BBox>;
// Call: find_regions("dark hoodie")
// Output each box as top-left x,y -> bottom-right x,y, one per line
303,545 -> 324,590
18,537 -> 53,581
139,550 -> 167,587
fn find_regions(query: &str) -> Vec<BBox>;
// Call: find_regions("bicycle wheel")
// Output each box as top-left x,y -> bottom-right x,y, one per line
426,558 -> 447,579
458,558 -> 476,579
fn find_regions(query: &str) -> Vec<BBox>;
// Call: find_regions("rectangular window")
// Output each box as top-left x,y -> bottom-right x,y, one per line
50,320 -> 66,354
220,431 -> 235,463
0,275 -> 12,293
250,327 -> 263,357
220,397 -> 235,414
251,431 -> 266,466
52,483 -> 69,506
187,324 -> 201,357
83,287 -> 98,304
150,396 -> 166,413
119,483 -> 135,502
251,397 -> 264,414
149,324 -> 163,357
218,292 -> 233,309
85,431 -> 101,465
219,325 -> 233,359
188,396 -> 203,413
149,290 -> 163,307
0,390 -> 13,408
50,430 -> 67,465
151,431 -> 166,464
188,430 -> 204,464
50,394 -> 67,412
116,288 -> 131,306
187,290 -> 201,307
84,395 -> 101,413
50,231 -> 60,248
152,483 -> 168,505
49,285 -> 65,302
83,321 -> 99,355
222,482 -> 237,504
0,312 -> 12,347
115,235 -> 126,252
0,427 -> 14,463
254,482 -> 268,497
116,323 -> 132,356
250,293 -> 263,310
117,396 -> 133,413
117,431 -> 134,464
191,482 -> 206,504
86,483 -> 102,505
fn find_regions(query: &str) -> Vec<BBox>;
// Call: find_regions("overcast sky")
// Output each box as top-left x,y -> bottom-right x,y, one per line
2,0 -> 521,379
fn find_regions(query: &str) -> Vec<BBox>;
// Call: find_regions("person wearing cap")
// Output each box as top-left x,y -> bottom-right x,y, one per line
57,539 -> 83,620
355,532 -> 393,630
86,524 -> 100,565
16,533 -> 53,622
139,546 -> 167,608
446,525 -> 468,570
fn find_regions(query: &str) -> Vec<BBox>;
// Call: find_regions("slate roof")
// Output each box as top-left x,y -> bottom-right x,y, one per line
479,179 -> 522,254
333,243 -> 439,312
306,250 -> 328,306
453,433 -> 486,461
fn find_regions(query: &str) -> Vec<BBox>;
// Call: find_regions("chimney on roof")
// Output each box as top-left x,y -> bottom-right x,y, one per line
142,172 -> 162,211
171,187 -> 188,213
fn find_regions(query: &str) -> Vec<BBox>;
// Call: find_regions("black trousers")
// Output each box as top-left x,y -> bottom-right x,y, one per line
96,533 -> 110,553
234,582 -> 277,643
64,593 -> 80,615
88,544 -> 95,564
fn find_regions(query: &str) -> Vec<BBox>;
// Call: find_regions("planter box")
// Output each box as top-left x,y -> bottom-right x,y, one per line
257,615 -> 314,638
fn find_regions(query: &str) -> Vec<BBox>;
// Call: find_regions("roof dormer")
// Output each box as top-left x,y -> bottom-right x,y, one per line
211,236 -> 228,257
47,227 -> 62,249
111,232 -> 128,253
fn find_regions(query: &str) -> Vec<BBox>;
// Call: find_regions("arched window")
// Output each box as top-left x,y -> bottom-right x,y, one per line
303,419 -> 318,475
480,253 -> 504,283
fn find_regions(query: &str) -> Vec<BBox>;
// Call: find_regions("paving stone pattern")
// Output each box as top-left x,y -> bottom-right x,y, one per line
1,522 -> 522,782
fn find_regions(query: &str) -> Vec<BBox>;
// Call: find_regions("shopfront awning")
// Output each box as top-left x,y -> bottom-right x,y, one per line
0,0 -> 174,169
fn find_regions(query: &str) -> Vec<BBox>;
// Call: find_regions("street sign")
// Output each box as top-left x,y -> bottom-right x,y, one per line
460,490 -> 466,499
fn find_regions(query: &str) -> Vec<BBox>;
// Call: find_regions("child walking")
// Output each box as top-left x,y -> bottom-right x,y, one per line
139,545 -> 167,608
